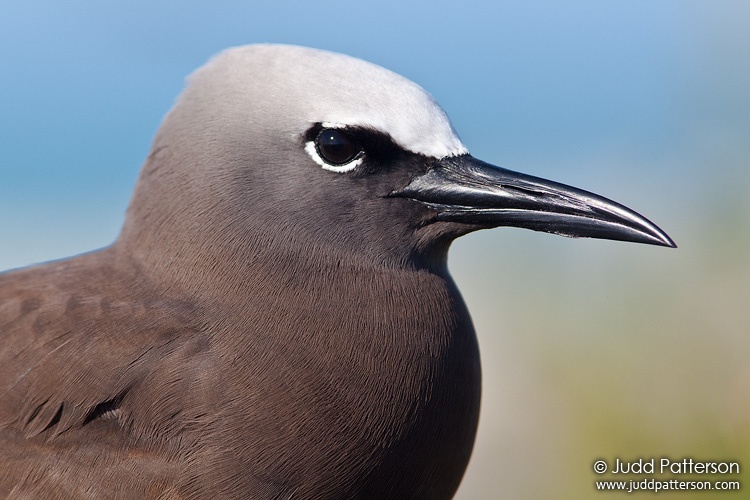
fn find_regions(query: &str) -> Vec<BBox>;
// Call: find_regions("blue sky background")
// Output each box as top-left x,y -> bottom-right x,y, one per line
1,1 -> 749,498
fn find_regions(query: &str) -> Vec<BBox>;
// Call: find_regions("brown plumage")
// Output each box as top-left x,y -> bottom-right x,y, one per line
0,44 -> 674,499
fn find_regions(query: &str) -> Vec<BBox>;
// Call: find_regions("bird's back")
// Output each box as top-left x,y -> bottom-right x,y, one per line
0,249 -> 207,498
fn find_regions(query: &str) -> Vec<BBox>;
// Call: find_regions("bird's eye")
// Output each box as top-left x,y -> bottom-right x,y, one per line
315,128 -> 361,166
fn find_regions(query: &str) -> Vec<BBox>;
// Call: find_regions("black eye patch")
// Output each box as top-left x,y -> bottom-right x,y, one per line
304,123 -> 416,176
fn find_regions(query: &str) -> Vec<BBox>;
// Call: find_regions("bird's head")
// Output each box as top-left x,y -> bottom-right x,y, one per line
120,44 -> 674,278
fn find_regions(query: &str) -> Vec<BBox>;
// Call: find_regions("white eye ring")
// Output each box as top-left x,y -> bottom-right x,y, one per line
304,141 -> 363,173
304,123 -> 364,173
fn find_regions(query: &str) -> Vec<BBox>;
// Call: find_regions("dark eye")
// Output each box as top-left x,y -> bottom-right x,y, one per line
315,128 -> 362,165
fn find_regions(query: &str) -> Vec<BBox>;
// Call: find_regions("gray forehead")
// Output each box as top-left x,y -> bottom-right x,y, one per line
187,44 -> 468,159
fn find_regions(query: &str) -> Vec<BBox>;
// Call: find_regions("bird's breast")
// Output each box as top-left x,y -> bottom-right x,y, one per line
206,263 -> 482,498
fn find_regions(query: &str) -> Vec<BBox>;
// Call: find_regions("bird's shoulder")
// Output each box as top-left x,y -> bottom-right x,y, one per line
0,250 -> 207,438
0,250 -> 220,496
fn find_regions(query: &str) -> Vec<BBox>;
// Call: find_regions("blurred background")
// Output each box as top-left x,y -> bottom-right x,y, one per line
1,1 -> 748,498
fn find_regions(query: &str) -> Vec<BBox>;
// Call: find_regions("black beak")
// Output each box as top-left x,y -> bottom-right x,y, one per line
392,155 -> 676,247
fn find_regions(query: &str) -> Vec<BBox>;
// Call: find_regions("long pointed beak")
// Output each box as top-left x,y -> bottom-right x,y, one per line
392,155 -> 676,247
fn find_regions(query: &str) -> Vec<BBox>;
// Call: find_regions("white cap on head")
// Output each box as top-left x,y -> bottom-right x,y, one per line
187,44 -> 468,159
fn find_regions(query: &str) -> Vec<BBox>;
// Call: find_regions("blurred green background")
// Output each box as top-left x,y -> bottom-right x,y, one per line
1,1 -> 748,498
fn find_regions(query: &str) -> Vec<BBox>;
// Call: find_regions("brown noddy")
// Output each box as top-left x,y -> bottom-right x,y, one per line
0,44 -> 675,499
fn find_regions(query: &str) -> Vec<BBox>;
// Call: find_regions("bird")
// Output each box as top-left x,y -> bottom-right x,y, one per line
0,44 -> 675,499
